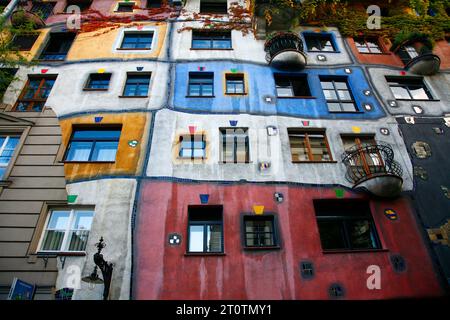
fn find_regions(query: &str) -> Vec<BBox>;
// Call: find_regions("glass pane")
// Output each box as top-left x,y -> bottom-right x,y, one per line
289,135 -> 308,161
327,102 -> 341,112
358,46 -> 370,53
207,224 -> 222,252
73,130 -> 121,140
66,141 -> 92,161
320,81 -> 334,89
201,85 -> 213,96
323,90 -> 337,100
337,90 -> 351,100
180,148 -> 193,157
189,84 -> 201,96
334,82 -> 348,90
192,39 -> 212,49
212,40 -> 231,49
72,211 -> 93,230
0,167 -> 5,179
391,86 -> 411,99
189,225 -> 204,252
276,86 -> 293,97
309,136 -> 330,161
68,230 -> 90,251
91,141 -> 118,161
342,103 -> 357,112
410,87 -> 431,100
317,220 -> 346,250
41,230 -> 65,251
348,220 -> 378,249
47,211 -> 70,229
192,149 -> 205,158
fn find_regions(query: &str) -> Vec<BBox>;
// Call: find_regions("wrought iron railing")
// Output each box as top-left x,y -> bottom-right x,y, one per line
341,142 -> 403,185
264,32 -> 305,63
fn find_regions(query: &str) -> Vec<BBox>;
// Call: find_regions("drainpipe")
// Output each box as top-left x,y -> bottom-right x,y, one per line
1,0 -> 20,21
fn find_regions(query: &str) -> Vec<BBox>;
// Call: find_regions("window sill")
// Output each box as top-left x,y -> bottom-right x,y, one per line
116,48 -> 151,51
292,161 -> 337,164
243,246 -> 281,251
190,48 -> 233,51
328,111 -> 364,114
63,161 -> 116,164
118,95 -> 149,98
186,95 -> 215,98
308,50 -> 341,54
37,251 -> 87,257
358,52 -> 390,55
176,157 -> 207,160
219,161 -> 252,164
225,93 -> 247,96
184,252 -> 226,256
277,96 -> 317,99
395,99 -> 440,102
83,88 -> 109,92
322,249 -> 388,254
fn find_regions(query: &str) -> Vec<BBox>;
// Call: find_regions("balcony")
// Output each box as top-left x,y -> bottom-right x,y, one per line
264,32 -> 307,70
402,51 -> 441,76
342,143 -> 403,198
10,9 -> 46,29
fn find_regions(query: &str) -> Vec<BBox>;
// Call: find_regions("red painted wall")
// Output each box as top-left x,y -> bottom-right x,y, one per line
347,37 -> 405,67
133,181 -> 443,299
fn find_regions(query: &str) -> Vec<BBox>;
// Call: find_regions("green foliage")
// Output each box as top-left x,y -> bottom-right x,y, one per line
390,31 -> 435,51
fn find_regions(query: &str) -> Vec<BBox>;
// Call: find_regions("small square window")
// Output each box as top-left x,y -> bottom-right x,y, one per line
116,2 -> 134,12
225,74 -> 245,94
354,37 -> 383,54
320,77 -> 357,112
39,208 -> 94,252
188,72 -> 214,97
120,32 -> 153,50
288,129 -> 333,162
274,74 -> 311,97
11,33 -> 39,51
220,127 -> 249,163
304,33 -> 336,52
123,73 -> 151,97
188,205 -> 223,253
179,134 -> 206,159
84,73 -> 111,90
200,1 -> 227,14
243,215 -> 278,248
64,127 -> 121,162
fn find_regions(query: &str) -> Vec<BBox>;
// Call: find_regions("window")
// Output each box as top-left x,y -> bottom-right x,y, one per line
11,33 -> 39,51
341,135 -> 385,175
65,0 -> 92,12
244,215 -> 278,248
354,37 -> 383,54
116,2 -> 134,12
288,129 -> 332,162
200,1 -> 227,14
64,127 -> 121,162
39,209 -> 94,252
84,73 -> 112,90
120,32 -> 153,50
225,74 -> 245,94
274,74 -> 311,97
386,76 -> 433,100
397,46 -> 419,65
304,33 -> 336,52
179,134 -> 206,159
123,74 -> 151,97
39,33 -> 76,60
320,77 -> 357,112
188,72 -> 214,97
314,200 -> 381,251
192,30 -> 232,49
220,128 -> 249,163
14,75 -> 56,112
146,0 -> 161,8
0,135 -> 19,179
31,2 -> 56,20
188,206 -> 223,253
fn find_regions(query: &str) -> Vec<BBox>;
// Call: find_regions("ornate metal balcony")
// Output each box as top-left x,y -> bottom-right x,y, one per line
342,142 -> 403,198
264,32 -> 307,70
396,43 -> 441,76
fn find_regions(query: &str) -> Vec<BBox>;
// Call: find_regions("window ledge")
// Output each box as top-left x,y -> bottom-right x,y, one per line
292,161 -> 337,164
83,88 -> 109,92
186,95 -> 215,98
225,93 -> 247,96
322,249 -> 388,254
190,48 -> 233,51
116,48 -> 152,51
328,111 -> 364,114
118,95 -> 149,98
395,99 -> 440,102
243,246 -> 281,251
63,161 -> 116,164
308,51 -> 341,54
277,96 -> 317,99
36,251 -> 87,257
184,252 -> 226,257
219,161 -> 252,164
358,52 -> 391,55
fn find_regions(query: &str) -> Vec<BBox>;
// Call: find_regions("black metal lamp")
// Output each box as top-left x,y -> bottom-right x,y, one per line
81,237 -> 113,300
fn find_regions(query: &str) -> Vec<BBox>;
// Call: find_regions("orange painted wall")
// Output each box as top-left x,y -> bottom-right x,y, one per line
59,112 -> 150,181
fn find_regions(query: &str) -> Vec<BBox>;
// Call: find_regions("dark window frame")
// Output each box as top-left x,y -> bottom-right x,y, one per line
116,2 -> 135,12
274,73 -> 312,98
39,32 -> 76,61
191,30 -> 232,50
314,200 -> 382,252
219,127 -> 250,164
119,31 -> 154,50
242,214 -> 280,250
225,73 -> 245,95
187,72 -> 214,97
386,76 -> 434,101
288,128 -> 334,163
320,76 -> 358,112
187,205 -> 224,254
353,37 -> 384,54
303,33 -> 337,52
11,33 -> 39,51
122,73 -> 151,97
83,73 -> 112,91
63,125 -> 122,163
14,75 -> 57,112
199,1 -> 228,14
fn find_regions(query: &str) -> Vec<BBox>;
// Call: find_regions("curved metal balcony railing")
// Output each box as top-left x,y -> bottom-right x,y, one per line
341,142 -> 403,187
264,32 -> 307,70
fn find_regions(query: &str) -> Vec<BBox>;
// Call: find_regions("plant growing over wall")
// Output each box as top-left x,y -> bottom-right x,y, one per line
390,31 -> 435,52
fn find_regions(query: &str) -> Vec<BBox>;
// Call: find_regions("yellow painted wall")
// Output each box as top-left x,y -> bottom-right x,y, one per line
60,112 -> 150,181
67,22 -> 167,61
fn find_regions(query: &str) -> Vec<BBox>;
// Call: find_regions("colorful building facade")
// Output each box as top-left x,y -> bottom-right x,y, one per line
0,0 -> 448,299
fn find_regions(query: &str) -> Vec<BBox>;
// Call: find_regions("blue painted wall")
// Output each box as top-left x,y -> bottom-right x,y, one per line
172,62 -> 386,119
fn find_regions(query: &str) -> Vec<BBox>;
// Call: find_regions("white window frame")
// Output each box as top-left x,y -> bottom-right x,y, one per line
37,208 -> 95,253
0,135 -> 20,179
